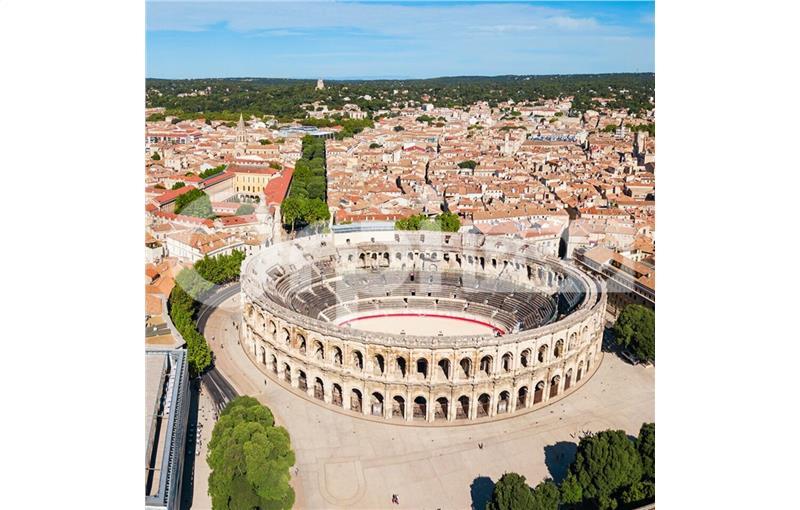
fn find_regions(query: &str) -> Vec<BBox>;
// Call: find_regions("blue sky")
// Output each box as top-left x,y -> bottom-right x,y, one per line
146,1 -> 654,79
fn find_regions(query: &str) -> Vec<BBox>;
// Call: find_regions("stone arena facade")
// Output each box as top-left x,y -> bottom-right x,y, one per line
240,230 -> 607,424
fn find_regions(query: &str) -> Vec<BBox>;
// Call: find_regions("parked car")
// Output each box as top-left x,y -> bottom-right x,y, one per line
620,350 -> 639,365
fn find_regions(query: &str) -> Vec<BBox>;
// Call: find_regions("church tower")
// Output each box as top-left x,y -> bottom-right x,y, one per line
236,113 -> 247,143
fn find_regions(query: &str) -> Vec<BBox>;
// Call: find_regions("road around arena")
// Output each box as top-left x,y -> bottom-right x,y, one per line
200,292 -> 654,510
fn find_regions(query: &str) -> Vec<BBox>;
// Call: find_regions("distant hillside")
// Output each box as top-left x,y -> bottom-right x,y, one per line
146,73 -> 654,122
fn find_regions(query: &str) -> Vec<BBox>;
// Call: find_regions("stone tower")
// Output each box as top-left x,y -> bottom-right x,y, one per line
236,113 -> 247,143
316,79 -> 325,90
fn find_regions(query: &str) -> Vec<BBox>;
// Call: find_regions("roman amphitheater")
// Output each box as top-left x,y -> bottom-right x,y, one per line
240,230 -> 606,424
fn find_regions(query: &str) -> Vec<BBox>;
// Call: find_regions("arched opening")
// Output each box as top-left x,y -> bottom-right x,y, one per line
554,339 -> 564,358
333,346 -> 343,366
396,357 -> 407,377
520,349 -> 531,368
259,346 -> 266,365
477,393 -> 491,418
497,391 -> 510,414
373,354 -> 385,375
435,397 -> 449,420
352,351 -> 364,370
298,370 -> 308,391
281,328 -> 290,344
332,384 -> 343,407
479,355 -> 493,376
313,341 -> 323,360
569,332 -> 577,351
549,375 -> 560,398
350,389 -> 363,413
534,381 -> 545,404
283,364 -> 292,384
269,321 -> 277,339
314,378 -> 324,400
459,357 -> 472,378
271,355 -> 278,374
565,369 -> 573,391
517,386 -> 528,410
416,358 -> 428,378
413,396 -> 427,420
501,352 -> 513,372
437,359 -> 451,380
456,396 -> 470,419
577,362 -> 584,382
296,333 -> 306,350
371,392 -> 384,417
538,345 -> 548,363
392,396 -> 405,419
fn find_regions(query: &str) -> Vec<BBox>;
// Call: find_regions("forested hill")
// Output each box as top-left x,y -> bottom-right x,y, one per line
146,73 -> 654,121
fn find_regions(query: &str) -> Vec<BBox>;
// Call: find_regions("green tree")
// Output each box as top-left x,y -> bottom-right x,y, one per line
171,181 -> 185,190
619,480 -> 655,507
437,211 -> 461,232
486,472 -> 535,510
236,204 -> 255,215
151,152 -> 161,160
458,160 -> 478,170
207,396 -> 296,510
393,125 -> 404,132
530,479 -> 560,510
559,472 -> 583,506
567,430 -> 643,506
281,196 -> 303,233
199,164 -> 227,179
175,188 -> 213,219
613,304 -> 655,363
636,423 -> 655,481
369,142 -> 382,149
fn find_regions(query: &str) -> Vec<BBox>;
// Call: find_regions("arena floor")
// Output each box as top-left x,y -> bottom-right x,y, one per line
337,313 -> 503,336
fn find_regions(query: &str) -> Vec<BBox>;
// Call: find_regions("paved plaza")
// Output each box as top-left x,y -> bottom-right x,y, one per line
202,294 -> 654,510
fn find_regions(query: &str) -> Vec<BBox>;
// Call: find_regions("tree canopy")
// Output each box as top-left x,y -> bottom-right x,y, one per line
613,304 -> 655,363
171,181 -> 185,190
199,164 -> 227,179
395,212 -> 460,232
458,160 -> 478,170
207,396 -> 296,510
175,188 -> 213,219
235,203 -> 255,216
486,472 -> 535,510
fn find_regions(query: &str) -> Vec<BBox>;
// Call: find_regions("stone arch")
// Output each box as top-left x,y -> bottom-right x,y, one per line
332,383 -> 343,407
435,397 -> 449,420
534,380 -> 545,404
296,333 -> 307,350
501,352 -> 513,372
549,375 -> 560,398
582,325 -> 589,342
373,354 -> 385,375
313,340 -> 324,361
569,332 -> 577,351
477,393 -> 491,418
370,392 -> 384,417
269,320 -> 277,339
456,395 -> 470,419
479,355 -> 493,376
416,357 -> 429,378
280,327 -> 290,344
554,339 -> 564,358
437,358 -> 451,380
350,389 -> 363,413
283,363 -> 292,384
538,344 -> 548,363
298,370 -> 308,391
517,386 -> 528,410
259,345 -> 266,365
520,349 -> 531,368
413,396 -> 427,420
395,357 -> 407,377
314,377 -> 324,400
577,360 -> 584,382
392,395 -> 405,419
333,346 -> 343,366
497,391 -> 511,414
565,368 -> 573,391
271,354 -> 278,374
352,350 -> 364,370
459,357 -> 472,378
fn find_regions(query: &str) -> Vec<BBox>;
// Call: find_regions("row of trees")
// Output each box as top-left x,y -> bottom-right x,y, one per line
282,135 -> 330,231
613,305 -> 655,363
167,251 -> 246,375
487,423 -> 655,510
207,396 -> 296,510
395,212 -> 461,232
199,164 -> 227,179
174,188 -> 213,219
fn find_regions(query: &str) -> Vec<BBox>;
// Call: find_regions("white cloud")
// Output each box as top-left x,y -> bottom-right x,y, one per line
548,16 -> 599,30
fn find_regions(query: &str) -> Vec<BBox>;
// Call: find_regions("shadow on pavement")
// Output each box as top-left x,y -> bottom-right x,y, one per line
179,379 -> 200,510
470,475 -> 495,510
543,441 -> 578,484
